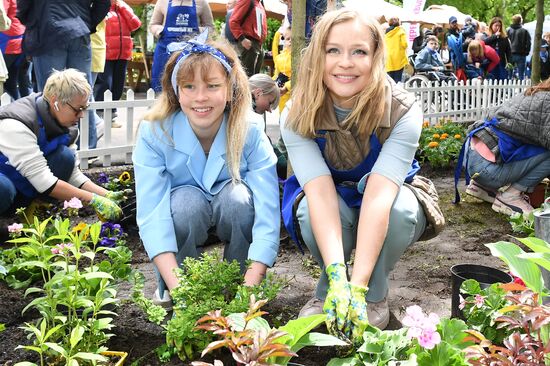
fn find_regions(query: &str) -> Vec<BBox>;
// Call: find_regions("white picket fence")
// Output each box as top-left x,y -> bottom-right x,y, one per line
403,78 -> 531,124
0,78 -> 532,168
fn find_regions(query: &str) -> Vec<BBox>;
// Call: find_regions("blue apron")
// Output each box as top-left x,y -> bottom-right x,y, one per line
282,131 -> 420,250
151,0 -> 199,91
453,117 -> 547,203
0,97 -> 71,198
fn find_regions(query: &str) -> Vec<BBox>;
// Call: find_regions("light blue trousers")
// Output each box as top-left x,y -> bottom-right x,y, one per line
156,183 -> 255,293
296,185 -> 427,302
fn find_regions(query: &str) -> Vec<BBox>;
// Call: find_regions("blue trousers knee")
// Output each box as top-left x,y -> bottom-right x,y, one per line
0,145 -> 75,215
155,182 -> 255,293
296,185 -> 426,302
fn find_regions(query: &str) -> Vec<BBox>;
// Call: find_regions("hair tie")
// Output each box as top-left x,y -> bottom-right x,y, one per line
167,29 -> 232,96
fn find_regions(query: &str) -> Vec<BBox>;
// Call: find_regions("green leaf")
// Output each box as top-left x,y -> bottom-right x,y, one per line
437,318 -> 470,349
276,313 -> 327,347
44,342 -> 67,356
485,241 -> 543,293
327,357 -> 358,366
292,332 -> 348,352
518,253 -> 550,272
516,236 -> 550,254
72,352 -> 108,362
70,325 -> 84,349
460,279 -> 481,295
81,272 -> 113,280
227,312 -> 270,332
13,362 -> 38,366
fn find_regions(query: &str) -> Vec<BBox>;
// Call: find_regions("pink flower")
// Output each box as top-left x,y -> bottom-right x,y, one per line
474,294 -> 485,308
459,295 -> 466,310
418,328 -> 441,349
64,197 -> 83,210
7,223 -> 23,233
51,242 -> 74,255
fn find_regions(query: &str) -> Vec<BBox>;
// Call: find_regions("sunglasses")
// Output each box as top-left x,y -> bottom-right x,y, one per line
66,102 -> 90,115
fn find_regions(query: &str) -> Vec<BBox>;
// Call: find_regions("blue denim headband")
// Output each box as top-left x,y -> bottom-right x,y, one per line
167,29 -> 232,96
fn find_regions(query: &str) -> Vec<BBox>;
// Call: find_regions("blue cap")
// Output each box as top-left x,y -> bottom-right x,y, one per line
449,16 -> 458,24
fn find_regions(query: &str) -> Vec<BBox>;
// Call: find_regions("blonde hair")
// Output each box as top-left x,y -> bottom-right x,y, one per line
488,17 -> 507,38
468,40 -> 484,59
43,69 -> 91,104
144,39 -> 250,182
287,9 -> 386,139
525,78 -> 550,96
248,73 -> 280,110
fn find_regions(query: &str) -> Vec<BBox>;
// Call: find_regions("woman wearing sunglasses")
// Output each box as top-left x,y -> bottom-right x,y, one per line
0,68 -> 124,221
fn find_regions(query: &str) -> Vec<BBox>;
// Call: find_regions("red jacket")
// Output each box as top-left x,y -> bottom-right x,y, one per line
105,2 -> 141,60
228,0 -> 267,43
1,0 -> 25,54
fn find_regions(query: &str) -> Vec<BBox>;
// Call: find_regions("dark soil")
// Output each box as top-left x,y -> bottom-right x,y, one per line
0,166 -> 513,366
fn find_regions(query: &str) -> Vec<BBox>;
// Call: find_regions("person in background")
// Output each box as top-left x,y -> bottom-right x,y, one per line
461,78 -> 550,216
461,16 -> 476,41
281,9 -> 428,335
149,0 -> 214,91
464,40 -> 499,80
273,27 -> 291,113
384,16 -> 408,83
89,20 -> 107,146
248,73 -> 279,132
133,33 -> 280,306
414,35 -> 454,82
16,0 -> 110,150
483,17 -> 512,80
446,16 -> 465,80
507,14 -> 531,80
540,43 -> 549,81
223,0 -> 237,44
228,0 -> 267,77
544,32 -> 550,46
95,0 -> 141,128
0,0 -> 25,100
412,28 -> 430,55
0,69 -> 123,220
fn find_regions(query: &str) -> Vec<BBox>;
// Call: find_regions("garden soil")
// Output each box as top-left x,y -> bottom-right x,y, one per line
0,166 -> 513,365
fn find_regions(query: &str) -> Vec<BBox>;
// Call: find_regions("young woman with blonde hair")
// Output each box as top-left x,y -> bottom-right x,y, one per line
281,9 -> 428,338
133,33 -> 280,305
484,17 -> 512,80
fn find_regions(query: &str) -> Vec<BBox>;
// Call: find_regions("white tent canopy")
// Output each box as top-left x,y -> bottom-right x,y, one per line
343,0 -> 425,23
418,4 -> 474,27
524,15 -> 550,53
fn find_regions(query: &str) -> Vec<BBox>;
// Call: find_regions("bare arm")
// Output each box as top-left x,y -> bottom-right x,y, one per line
149,0 -> 166,38
48,179 -> 108,202
350,173 -> 399,287
153,252 -> 180,291
303,175 -> 345,266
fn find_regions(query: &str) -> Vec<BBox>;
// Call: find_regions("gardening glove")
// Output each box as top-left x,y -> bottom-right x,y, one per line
105,189 -> 133,204
345,283 -> 369,343
323,263 -> 351,337
90,194 -> 123,222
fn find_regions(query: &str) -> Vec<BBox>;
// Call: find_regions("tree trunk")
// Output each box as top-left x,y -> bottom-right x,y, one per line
291,0 -> 306,88
530,0 -> 544,84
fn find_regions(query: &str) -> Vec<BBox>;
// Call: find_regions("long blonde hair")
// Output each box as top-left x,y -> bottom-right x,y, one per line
144,40 -> 250,182
286,9 -> 386,138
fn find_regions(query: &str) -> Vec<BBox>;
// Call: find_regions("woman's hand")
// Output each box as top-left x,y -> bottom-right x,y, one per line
244,261 -> 267,286
323,263 -> 351,336
346,283 -> 368,342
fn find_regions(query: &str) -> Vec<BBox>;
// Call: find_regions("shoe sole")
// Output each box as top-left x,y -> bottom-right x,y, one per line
465,185 -> 496,203
491,198 -> 521,216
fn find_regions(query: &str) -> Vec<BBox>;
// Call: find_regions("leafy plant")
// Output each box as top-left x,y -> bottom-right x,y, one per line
459,280 -> 511,345
96,171 -> 133,192
416,119 -> 466,169
465,287 -> 550,365
508,211 -> 536,236
191,295 -> 346,366
485,237 -> 550,297
131,271 -> 167,326
328,306 -> 472,366
163,251 -> 284,361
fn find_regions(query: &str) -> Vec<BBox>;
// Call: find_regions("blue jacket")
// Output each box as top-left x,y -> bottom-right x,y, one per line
17,0 -> 110,56
133,111 -> 280,267
414,47 -> 444,71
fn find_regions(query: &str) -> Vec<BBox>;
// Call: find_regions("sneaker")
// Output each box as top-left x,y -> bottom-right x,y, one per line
367,297 -> 390,330
491,187 -> 534,216
111,117 -> 122,128
465,181 -> 496,203
153,288 -> 173,310
298,297 -> 324,318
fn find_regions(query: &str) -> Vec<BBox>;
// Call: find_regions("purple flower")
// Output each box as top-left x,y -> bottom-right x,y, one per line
8,223 -> 23,233
474,294 -> 485,308
99,236 -> 117,248
100,222 -> 124,237
98,173 -> 109,184
64,197 -> 83,210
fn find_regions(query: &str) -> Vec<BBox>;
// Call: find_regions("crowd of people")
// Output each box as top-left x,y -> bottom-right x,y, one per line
0,0 -> 549,347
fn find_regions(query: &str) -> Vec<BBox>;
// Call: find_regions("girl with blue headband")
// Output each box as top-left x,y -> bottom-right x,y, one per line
133,37 -> 280,305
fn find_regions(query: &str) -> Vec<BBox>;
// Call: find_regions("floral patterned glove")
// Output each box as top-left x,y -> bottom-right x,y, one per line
105,189 -> 132,203
323,263 -> 351,336
90,194 -> 122,221
346,283 -> 369,343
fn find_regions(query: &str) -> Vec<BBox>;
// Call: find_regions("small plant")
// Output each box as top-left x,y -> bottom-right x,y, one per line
131,271 -> 167,325
192,295 -> 346,366
162,251 -> 284,361
417,119 -> 466,169
97,171 -> 133,192
465,287 -> 550,365
508,211 -> 535,236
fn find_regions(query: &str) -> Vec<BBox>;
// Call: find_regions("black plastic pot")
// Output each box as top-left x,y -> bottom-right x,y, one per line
450,264 -> 513,319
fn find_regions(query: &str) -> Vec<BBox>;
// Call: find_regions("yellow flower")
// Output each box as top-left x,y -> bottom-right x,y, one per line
428,141 -> 439,148
72,222 -> 89,240
432,134 -> 440,139
119,171 -> 131,183
435,124 -> 442,128
422,121 -> 430,128
454,134 -> 462,139
441,133 -> 449,140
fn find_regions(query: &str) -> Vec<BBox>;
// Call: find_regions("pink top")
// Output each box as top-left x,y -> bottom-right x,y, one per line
471,136 -> 496,163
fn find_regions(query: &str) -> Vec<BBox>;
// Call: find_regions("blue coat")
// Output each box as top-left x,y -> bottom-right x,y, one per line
133,111 -> 280,267
414,47 -> 444,72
